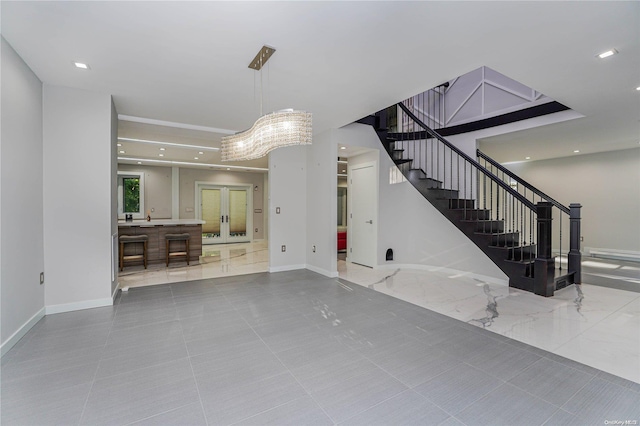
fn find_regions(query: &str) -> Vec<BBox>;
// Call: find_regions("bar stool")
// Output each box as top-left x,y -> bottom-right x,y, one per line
119,234 -> 148,271
165,233 -> 190,266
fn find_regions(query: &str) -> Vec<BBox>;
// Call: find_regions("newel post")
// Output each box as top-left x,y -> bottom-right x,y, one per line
568,203 -> 582,284
534,202 -> 555,297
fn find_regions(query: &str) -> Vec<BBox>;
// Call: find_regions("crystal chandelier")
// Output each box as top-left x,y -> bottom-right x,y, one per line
221,46 -> 312,162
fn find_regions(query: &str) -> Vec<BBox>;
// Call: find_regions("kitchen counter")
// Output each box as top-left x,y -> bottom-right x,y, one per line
118,219 -> 204,268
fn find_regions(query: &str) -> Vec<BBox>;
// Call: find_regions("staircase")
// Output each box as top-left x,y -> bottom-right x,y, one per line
358,100 -> 582,297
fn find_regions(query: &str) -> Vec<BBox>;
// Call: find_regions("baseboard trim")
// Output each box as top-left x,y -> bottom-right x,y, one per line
375,263 -> 509,286
269,264 -> 306,273
45,296 -> 114,315
584,247 -> 640,263
1,307 -> 46,357
305,264 -> 339,278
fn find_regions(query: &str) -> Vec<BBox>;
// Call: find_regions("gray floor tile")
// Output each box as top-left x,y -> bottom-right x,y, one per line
456,383 -> 559,426
290,354 -> 379,394
414,363 -> 503,415
192,347 -> 287,389
0,382 -> 92,426
3,270 -> 638,426
198,371 -> 307,425
1,362 -> 98,404
184,325 -> 260,357
562,377 -> 640,423
1,345 -> 104,382
466,341 -> 542,381
234,395 -> 333,426
340,389 -> 450,426
508,357 -> 595,406
80,359 -> 200,426
128,402 -> 207,426
376,346 -> 464,389
596,370 -> 640,393
96,342 -> 189,379
437,417 -> 466,426
542,409 -> 586,426
310,365 -> 408,423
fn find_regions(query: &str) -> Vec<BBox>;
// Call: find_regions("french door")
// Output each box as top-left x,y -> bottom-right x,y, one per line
199,185 -> 251,244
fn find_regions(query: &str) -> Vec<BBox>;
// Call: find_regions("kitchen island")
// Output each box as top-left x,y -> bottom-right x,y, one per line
118,219 -> 204,268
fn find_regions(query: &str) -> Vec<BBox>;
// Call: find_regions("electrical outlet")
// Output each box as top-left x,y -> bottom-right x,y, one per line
40,272 -> 45,285
281,245 -> 286,252
580,236 -> 584,242
312,245 -> 316,253
255,228 -> 258,233
276,207 -> 281,214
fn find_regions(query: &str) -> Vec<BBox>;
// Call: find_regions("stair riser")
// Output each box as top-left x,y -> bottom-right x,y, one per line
475,221 -> 505,233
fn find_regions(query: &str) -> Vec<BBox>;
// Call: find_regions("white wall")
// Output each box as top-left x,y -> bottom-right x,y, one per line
110,100 -> 119,295
43,85 -> 115,312
306,130 -> 338,277
269,146 -> 307,272
1,38 -> 46,354
338,123 -> 507,282
505,148 -> 640,255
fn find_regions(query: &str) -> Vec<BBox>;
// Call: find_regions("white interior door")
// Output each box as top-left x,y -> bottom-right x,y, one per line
199,185 -> 251,245
349,163 -> 376,267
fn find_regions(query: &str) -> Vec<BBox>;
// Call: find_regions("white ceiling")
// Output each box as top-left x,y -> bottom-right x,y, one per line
2,1 -> 638,165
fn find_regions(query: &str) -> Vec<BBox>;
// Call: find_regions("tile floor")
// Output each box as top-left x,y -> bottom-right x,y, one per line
117,241 -> 269,289
338,258 -> 640,384
2,270 -> 640,425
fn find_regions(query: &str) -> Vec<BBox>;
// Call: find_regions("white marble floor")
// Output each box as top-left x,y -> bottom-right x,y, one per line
117,240 -> 268,289
338,259 -> 640,384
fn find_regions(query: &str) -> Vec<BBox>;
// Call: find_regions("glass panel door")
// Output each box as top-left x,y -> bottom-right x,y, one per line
227,189 -> 248,242
199,185 -> 251,244
201,188 -> 222,244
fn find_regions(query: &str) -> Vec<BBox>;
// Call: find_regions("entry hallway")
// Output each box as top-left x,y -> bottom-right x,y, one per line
2,270 -> 639,425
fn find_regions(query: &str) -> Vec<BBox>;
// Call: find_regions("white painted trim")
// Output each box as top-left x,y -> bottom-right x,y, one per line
269,264 -> 306,273
375,263 -> 509,286
305,264 -> 339,278
118,114 -> 236,135
117,171 -> 145,219
171,166 -> 180,219
112,283 -> 120,301
45,297 -> 114,315
584,247 -> 640,262
1,307 -> 46,357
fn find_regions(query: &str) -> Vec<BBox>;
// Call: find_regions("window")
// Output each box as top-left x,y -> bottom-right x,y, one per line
118,172 -> 145,219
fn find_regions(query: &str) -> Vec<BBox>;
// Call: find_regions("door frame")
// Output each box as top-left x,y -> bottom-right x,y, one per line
347,160 -> 378,267
195,181 -> 253,244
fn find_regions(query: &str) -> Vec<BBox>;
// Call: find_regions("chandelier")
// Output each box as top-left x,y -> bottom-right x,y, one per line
221,46 -> 312,162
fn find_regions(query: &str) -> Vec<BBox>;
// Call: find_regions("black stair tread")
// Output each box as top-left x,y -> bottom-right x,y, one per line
392,149 -> 404,152
394,159 -> 412,165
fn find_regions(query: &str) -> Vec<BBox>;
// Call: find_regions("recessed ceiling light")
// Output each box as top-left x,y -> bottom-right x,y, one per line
226,168 -> 231,171
160,148 -> 166,151
340,146 -> 346,150
117,143 -> 122,147
573,150 -> 580,153
636,86 -> 640,91
119,150 -> 125,154
74,62 -> 90,69
597,49 -> 618,59
194,157 -> 199,160
159,154 -> 164,157
341,170 -> 346,173
137,161 -> 142,165
198,151 -> 204,155
525,157 -> 531,160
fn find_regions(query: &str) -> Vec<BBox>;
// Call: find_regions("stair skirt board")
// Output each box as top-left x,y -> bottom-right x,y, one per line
374,264 -> 508,287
